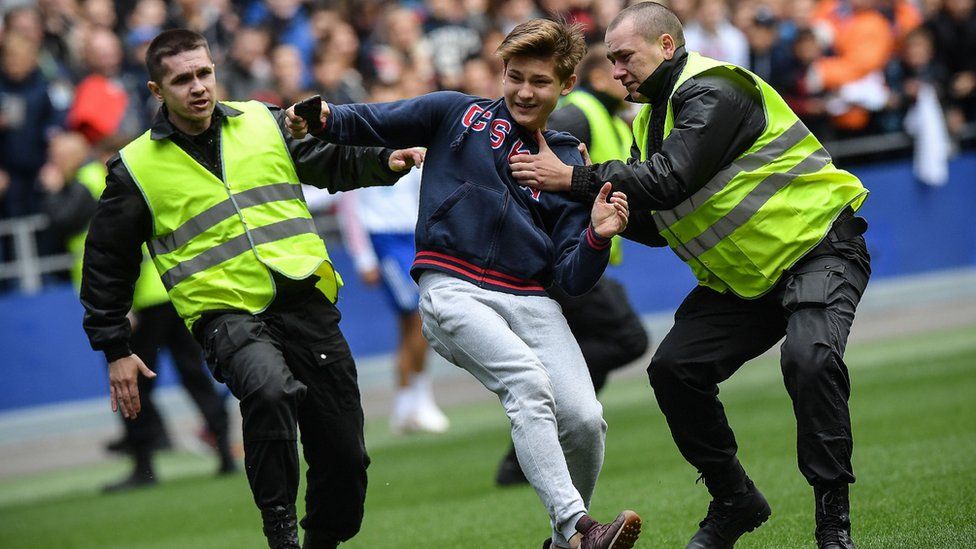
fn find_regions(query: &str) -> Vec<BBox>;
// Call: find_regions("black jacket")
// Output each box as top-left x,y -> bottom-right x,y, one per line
81,102 -> 403,361
569,47 -> 766,247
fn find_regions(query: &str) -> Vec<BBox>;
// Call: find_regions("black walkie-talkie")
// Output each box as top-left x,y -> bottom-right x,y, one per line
295,95 -> 324,134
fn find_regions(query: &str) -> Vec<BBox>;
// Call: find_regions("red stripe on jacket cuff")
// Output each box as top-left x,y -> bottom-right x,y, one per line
586,225 -> 612,250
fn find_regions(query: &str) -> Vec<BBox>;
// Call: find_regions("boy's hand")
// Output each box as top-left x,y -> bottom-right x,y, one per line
590,182 -> 628,238
285,100 -> 331,139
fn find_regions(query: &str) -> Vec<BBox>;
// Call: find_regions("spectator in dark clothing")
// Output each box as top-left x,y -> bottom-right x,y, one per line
222,27 -> 274,101
0,32 -> 62,220
925,0 -> 976,129
746,8 -> 791,85
244,0 -> 315,72
882,27 -> 948,133
779,28 -> 833,138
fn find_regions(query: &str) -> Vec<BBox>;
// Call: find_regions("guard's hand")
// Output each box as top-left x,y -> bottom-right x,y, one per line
285,101 -> 331,139
388,147 -> 426,172
108,354 -> 156,419
590,182 -> 629,238
578,143 -> 592,166
510,129 -> 573,191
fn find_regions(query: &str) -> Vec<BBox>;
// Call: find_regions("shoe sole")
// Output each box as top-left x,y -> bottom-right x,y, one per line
608,510 -> 642,549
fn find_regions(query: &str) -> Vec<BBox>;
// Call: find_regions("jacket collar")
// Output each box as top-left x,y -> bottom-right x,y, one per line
149,102 -> 243,141
630,46 -> 688,105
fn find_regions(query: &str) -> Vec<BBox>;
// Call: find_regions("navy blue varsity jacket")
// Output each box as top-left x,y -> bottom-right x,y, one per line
317,91 -> 611,296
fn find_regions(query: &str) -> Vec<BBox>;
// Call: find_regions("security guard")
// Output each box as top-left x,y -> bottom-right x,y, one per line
80,30 -> 421,549
510,4 -> 870,549
65,155 -> 235,492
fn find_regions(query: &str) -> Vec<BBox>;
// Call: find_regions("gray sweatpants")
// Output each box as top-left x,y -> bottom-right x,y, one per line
419,272 -> 607,545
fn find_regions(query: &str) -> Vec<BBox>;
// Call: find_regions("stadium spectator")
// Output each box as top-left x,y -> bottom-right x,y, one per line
164,0 -> 233,59
243,0 -> 314,70
220,26 -> 273,101
423,0 -> 482,89
311,39 -> 368,106
460,55 -> 502,99
367,6 -> 434,86
878,0 -> 923,42
0,31 -> 61,220
881,26 -> 947,132
926,0 -> 976,129
684,0 -> 750,67
511,3 -> 871,547
269,43 -> 310,107
809,0 -> 895,132
781,28 -> 834,137
745,7 -> 788,83
67,28 -> 146,142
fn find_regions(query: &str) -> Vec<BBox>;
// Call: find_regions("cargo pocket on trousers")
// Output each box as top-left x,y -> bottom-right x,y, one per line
782,262 -> 846,313
204,316 -> 263,383
312,339 -> 360,412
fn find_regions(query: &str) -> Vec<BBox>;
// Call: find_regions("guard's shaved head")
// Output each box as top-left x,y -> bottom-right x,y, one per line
608,1 -> 685,47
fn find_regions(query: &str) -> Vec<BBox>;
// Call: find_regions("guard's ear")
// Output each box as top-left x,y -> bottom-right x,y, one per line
661,33 -> 677,60
147,80 -> 163,102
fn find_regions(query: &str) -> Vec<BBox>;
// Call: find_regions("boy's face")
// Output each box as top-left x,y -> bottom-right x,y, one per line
502,55 -> 576,131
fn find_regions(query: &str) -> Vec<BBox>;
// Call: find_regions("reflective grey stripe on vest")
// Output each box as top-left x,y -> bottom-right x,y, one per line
159,216 -> 318,288
152,183 -> 305,256
671,147 -> 832,261
655,121 -> 811,227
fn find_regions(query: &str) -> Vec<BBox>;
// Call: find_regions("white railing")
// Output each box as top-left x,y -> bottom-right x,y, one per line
0,214 -> 74,294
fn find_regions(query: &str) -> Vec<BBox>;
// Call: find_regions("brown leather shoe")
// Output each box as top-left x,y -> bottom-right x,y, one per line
576,510 -> 642,549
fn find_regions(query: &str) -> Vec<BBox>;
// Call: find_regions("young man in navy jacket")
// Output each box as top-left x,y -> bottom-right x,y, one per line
287,19 -> 641,549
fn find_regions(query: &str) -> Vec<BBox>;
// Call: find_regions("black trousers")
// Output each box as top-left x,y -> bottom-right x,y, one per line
648,232 -> 871,493
201,291 -> 368,541
553,277 -> 651,392
126,302 -> 229,454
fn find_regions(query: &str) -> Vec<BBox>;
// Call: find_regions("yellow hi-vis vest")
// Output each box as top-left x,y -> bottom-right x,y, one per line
560,90 -> 632,265
120,100 -> 342,330
561,90 -> 633,164
632,52 -> 868,298
69,161 -> 170,311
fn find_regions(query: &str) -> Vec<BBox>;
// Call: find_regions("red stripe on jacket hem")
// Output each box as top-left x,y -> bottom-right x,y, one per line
414,251 -> 545,288
412,257 -> 546,292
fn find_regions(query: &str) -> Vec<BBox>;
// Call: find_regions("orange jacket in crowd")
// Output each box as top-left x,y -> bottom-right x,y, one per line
812,0 -> 897,91
812,0 -> 901,130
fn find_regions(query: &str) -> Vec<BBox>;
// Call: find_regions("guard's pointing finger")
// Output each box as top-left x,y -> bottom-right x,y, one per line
534,129 -> 549,150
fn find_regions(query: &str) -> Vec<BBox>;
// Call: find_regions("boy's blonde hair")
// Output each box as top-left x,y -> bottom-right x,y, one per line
494,19 -> 586,82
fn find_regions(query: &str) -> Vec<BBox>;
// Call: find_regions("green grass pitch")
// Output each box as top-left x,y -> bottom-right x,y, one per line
1,324 -> 974,548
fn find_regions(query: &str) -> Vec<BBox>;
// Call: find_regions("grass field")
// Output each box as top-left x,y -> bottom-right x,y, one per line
1,324 -> 974,548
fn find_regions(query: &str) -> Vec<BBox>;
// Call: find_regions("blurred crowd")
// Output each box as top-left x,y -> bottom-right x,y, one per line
0,0 -> 974,289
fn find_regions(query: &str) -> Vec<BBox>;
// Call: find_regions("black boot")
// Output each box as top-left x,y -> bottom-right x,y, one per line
686,478 -> 771,549
815,485 -> 856,549
302,528 -> 339,549
101,468 -> 156,493
261,505 -> 300,549
494,444 -> 527,486
103,450 -> 157,493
